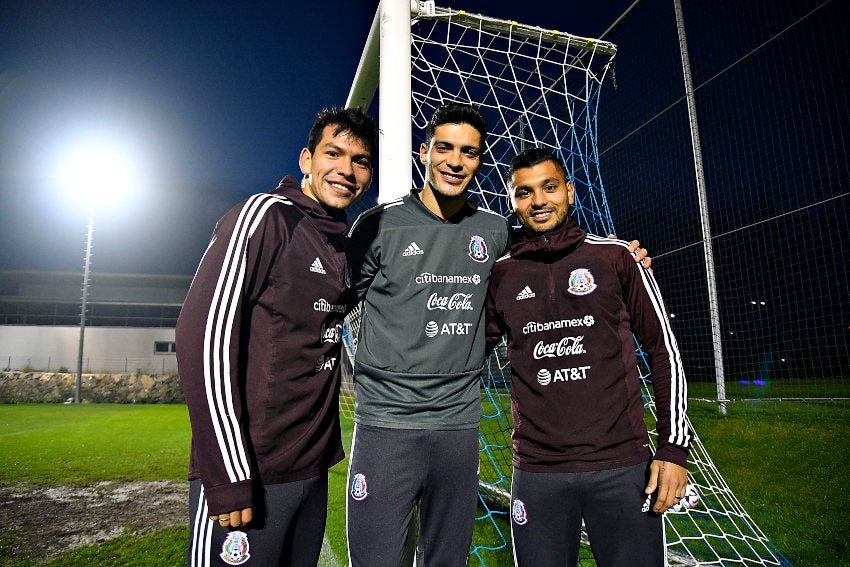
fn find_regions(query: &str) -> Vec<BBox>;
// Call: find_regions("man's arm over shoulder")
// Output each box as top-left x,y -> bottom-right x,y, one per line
348,205 -> 385,303
484,258 -> 510,357
176,194 -> 289,516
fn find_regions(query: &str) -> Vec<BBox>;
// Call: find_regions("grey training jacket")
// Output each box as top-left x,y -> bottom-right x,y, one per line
348,190 -> 510,429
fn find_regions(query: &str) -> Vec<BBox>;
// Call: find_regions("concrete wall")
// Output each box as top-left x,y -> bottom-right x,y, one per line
0,325 -> 177,374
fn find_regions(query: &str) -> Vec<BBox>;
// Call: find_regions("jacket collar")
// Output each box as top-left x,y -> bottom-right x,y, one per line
510,215 -> 586,260
272,176 -> 350,238
408,188 -> 477,223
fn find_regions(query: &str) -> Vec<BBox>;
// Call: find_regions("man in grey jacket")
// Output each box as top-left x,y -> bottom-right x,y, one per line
346,102 -> 504,566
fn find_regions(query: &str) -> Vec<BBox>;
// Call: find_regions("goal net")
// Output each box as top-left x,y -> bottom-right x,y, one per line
342,3 -> 792,565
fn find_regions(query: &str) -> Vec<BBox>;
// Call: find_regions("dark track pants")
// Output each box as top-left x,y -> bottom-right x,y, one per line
510,462 -> 665,567
346,424 -> 480,567
188,475 -> 328,567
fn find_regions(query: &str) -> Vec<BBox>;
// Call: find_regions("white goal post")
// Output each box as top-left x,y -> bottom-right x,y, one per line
346,0 -> 412,203
342,2 -> 791,565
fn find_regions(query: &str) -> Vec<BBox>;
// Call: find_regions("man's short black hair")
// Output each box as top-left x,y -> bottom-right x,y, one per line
508,147 -> 569,181
307,107 -> 377,157
425,102 -> 488,145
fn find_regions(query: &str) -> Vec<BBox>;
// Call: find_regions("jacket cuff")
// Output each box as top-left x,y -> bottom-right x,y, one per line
203,479 -> 254,516
653,443 -> 689,470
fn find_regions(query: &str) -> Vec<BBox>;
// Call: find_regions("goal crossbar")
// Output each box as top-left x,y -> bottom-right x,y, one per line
412,2 -> 617,55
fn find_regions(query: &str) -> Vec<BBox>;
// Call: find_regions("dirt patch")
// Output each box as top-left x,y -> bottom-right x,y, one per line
1,480 -> 186,563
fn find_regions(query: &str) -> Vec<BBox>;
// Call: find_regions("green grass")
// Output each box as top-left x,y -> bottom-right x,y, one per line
43,527 -> 186,567
0,404 -> 189,487
688,377 -> 850,402
0,527 -> 188,567
687,401 -> 850,567
1,402 -> 848,566
0,404 -> 190,566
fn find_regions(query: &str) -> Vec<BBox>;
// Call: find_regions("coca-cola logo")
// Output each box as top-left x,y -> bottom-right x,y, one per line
321,323 -> 342,343
426,292 -> 474,311
532,336 -> 586,359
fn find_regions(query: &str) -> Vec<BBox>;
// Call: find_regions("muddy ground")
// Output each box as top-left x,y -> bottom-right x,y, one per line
1,480 -> 186,564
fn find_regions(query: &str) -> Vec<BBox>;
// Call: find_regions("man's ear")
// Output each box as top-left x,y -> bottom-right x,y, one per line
299,148 -> 312,175
566,181 -> 575,205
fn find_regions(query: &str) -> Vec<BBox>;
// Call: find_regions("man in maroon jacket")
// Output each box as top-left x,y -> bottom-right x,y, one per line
176,107 -> 375,566
484,148 -> 691,567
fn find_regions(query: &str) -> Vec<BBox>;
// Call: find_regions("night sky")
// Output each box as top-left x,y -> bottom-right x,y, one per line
0,1 -> 632,276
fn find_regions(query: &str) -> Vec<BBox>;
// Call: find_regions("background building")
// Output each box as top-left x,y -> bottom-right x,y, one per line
0,271 -> 191,374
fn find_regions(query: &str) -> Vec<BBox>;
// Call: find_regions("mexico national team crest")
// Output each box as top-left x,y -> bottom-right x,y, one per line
220,530 -> 250,565
512,499 -> 528,525
567,268 -> 597,296
351,472 -> 368,501
468,235 -> 489,263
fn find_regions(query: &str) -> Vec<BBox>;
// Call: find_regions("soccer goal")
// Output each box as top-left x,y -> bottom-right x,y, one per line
341,2 -> 792,565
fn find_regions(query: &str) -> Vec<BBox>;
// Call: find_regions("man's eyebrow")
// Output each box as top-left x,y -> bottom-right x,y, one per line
322,141 -> 371,158
323,141 -> 345,151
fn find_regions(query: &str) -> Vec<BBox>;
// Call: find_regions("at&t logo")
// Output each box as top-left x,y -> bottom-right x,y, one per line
536,366 -> 591,385
425,321 -> 473,336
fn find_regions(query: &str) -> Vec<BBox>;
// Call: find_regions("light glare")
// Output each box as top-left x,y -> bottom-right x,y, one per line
58,139 -> 137,205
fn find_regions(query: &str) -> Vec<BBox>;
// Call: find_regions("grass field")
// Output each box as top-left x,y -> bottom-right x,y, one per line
0,402 -> 847,566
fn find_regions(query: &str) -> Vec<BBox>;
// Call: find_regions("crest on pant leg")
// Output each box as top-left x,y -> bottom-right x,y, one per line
220,530 -> 250,565
351,472 -> 368,501
512,499 -> 528,525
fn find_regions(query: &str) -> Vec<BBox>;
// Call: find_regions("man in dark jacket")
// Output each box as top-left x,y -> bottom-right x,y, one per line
484,148 -> 691,567
176,107 -> 375,566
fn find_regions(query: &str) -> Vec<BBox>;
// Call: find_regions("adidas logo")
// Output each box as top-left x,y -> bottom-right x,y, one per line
309,257 -> 327,275
516,286 -> 535,300
402,242 -> 424,256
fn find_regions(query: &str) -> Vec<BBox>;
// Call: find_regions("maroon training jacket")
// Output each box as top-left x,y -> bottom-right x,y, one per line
484,217 -> 690,472
176,176 -> 349,515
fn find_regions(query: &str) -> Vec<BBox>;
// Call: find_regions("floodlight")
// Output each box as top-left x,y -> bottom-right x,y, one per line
55,136 -> 137,403
57,140 -> 137,205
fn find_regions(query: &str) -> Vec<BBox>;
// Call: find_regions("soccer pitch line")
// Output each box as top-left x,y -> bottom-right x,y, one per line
318,537 -> 341,567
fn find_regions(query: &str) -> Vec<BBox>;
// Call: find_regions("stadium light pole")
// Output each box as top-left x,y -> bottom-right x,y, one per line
59,143 -> 135,403
75,204 -> 95,403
